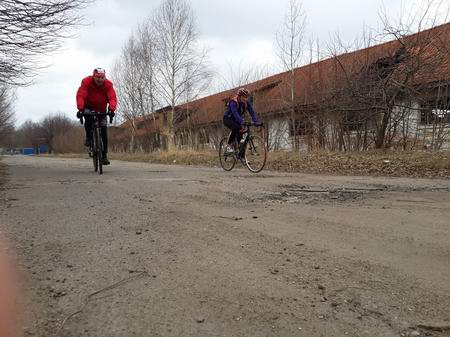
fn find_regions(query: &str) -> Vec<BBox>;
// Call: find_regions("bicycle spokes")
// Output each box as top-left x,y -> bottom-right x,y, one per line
219,138 -> 237,171
245,136 -> 267,173
249,143 -> 259,155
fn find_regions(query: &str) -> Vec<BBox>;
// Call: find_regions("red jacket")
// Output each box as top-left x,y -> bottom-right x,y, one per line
76,76 -> 117,112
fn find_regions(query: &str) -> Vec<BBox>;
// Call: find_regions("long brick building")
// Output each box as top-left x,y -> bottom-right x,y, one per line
113,23 -> 450,152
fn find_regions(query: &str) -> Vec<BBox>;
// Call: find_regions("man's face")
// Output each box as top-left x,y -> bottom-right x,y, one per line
240,95 -> 249,103
93,76 -> 105,86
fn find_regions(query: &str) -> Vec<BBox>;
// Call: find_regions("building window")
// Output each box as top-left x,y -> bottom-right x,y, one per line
421,100 -> 450,124
342,110 -> 364,131
289,119 -> 310,136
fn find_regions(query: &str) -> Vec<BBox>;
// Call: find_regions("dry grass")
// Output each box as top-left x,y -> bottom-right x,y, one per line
49,149 -> 450,178
265,150 -> 450,178
109,150 -> 218,167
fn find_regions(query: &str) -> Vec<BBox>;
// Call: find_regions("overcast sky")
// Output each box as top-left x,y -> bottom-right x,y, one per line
13,0 -> 440,126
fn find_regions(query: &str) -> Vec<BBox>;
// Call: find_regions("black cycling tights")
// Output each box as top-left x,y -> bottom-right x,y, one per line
223,117 -> 243,145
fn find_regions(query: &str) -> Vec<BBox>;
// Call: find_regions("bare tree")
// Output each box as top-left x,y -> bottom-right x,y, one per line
0,0 -> 92,85
135,21 -> 163,150
374,0 -> 450,149
40,113 -> 74,154
217,61 -> 274,92
113,35 -> 146,152
52,126 -> 84,153
322,30 -> 378,151
13,120 -> 42,149
136,21 -> 161,119
113,20 -> 162,152
9,113 -> 81,153
0,85 -> 15,140
152,0 -> 212,150
306,0 -> 450,153
276,0 -> 307,150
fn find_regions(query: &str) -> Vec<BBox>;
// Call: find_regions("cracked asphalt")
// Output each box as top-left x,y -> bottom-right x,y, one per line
1,155 -> 449,337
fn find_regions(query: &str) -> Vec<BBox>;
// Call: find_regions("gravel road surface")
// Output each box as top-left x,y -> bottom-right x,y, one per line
1,155 -> 449,337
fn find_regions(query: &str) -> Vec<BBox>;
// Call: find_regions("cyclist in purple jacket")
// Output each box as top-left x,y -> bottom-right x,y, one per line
223,87 -> 261,156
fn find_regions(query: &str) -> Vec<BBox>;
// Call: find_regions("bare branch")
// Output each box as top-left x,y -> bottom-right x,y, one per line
0,0 -> 93,85
0,85 -> 15,140
151,0 -> 212,149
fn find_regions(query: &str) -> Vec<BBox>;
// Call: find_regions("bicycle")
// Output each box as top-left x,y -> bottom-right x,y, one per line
219,122 -> 267,173
79,110 -> 114,175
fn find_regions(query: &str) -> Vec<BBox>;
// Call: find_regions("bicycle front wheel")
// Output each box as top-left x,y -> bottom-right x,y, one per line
219,137 -> 236,171
92,133 -> 98,172
245,135 -> 267,173
95,128 -> 103,175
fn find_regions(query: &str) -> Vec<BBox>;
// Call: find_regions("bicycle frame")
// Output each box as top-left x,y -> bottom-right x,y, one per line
79,110 -> 114,174
239,126 -> 251,155
219,122 -> 267,173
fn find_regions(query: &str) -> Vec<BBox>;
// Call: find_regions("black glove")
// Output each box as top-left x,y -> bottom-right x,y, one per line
76,110 -> 82,119
108,110 -> 115,124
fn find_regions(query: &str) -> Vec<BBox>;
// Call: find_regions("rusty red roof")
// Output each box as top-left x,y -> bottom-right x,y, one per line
128,23 -> 450,131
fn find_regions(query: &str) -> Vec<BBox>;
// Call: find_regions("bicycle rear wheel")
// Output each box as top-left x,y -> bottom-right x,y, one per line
219,137 -> 236,171
245,135 -> 267,173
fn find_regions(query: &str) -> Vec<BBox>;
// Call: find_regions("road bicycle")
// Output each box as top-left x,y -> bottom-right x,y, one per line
79,110 -> 114,175
219,122 -> 267,173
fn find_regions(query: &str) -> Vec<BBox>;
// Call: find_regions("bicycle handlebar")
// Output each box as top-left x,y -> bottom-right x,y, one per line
78,111 -> 115,125
243,122 -> 264,127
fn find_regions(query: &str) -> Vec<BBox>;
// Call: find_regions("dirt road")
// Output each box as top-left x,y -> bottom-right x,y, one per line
1,155 -> 449,337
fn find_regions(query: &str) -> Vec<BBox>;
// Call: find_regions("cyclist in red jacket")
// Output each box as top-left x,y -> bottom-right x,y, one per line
76,68 -> 117,165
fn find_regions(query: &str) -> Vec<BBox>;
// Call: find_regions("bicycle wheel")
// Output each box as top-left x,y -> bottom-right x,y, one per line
245,135 -> 267,173
95,128 -> 103,175
92,132 -> 98,172
92,150 -> 98,172
219,137 -> 236,171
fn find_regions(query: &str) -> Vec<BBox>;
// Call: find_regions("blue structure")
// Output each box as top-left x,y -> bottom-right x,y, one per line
22,148 -> 35,155
38,144 -> 48,154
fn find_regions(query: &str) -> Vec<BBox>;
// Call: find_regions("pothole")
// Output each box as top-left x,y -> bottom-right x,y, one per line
256,184 -> 388,204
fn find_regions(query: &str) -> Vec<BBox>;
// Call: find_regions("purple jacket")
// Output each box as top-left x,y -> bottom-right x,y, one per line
224,99 -> 258,125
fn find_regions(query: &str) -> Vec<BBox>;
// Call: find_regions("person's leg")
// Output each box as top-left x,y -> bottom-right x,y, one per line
224,118 -> 247,160
223,117 -> 241,145
100,126 -> 108,156
84,117 -> 93,147
99,118 -> 110,164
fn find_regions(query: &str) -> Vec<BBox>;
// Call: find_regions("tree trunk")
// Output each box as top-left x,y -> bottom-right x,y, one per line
166,107 -> 175,151
375,109 -> 391,149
